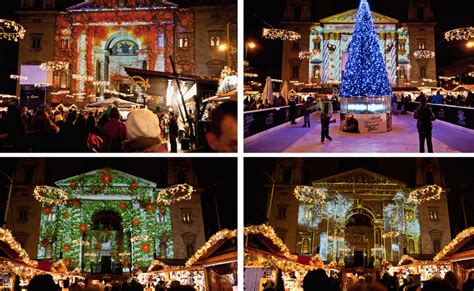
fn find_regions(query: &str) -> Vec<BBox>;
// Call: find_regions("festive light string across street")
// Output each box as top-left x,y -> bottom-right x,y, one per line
71,74 -> 95,82
293,186 -> 327,204
40,61 -> 69,71
414,49 -> 435,59
262,28 -> 301,41
444,27 -> 474,41
407,185 -> 443,204
33,186 -> 69,206
0,94 -> 18,99
0,19 -> 26,42
156,183 -> 195,206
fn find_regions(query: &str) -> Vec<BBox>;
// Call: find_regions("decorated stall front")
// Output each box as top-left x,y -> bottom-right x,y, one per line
433,227 -> 474,288
185,229 -> 238,291
389,255 -> 451,284
137,260 -> 205,290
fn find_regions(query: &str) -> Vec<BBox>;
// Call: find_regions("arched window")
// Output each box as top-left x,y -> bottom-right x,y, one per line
186,242 -> 195,258
408,239 -> 415,254
433,239 -> 441,253
159,241 -> 167,258
60,71 -> 68,89
301,238 -> 310,254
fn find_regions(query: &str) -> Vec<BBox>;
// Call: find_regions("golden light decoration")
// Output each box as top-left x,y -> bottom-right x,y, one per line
92,80 -> 110,87
185,228 -> 237,267
444,27 -> 474,41
0,19 -> 26,42
244,224 -> 297,261
156,183 -> 195,206
245,251 -> 317,273
434,227 -> 474,262
40,61 -> 69,72
382,231 -> 399,239
72,74 -> 94,82
0,228 -> 38,268
413,49 -> 435,59
293,186 -> 327,204
34,82 -> 51,88
0,94 -> 18,99
407,185 -> 443,204
10,74 -> 28,81
298,49 -> 321,60
262,28 -> 301,41
33,186 -> 69,206
147,260 -> 170,272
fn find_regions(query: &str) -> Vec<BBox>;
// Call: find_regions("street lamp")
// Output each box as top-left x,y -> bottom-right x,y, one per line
467,41 -> 474,49
0,170 -> 13,228
245,41 -> 257,61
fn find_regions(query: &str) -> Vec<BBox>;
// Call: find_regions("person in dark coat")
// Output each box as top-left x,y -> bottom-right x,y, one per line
28,274 -> 60,291
319,96 -> 333,143
168,111 -> 179,153
102,107 -> 127,152
59,110 -> 81,152
302,269 -> 338,291
23,109 -> 59,152
414,97 -> 436,153
288,95 -> 297,124
301,98 -> 312,128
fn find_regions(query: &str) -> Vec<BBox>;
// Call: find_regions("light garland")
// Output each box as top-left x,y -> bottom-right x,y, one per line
104,89 -> 133,97
71,74 -> 94,82
147,260 -> 170,272
185,228 -> 236,267
51,90 -> 70,95
131,235 -> 149,242
444,27 -> 474,41
33,186 -> 68,206
0,94 -> 17,99
10,74 -> 28,81
40,61 -> 69,72
92,80 -> 110,87
0,19 -> 26,42
34,82 -> 51,88
156,183 -> 195,206
262,28 -> 301,41
293,186 -> 327,204
382,231 -> 399,239
244,73 -> 259,78
0,228 -> 38,268
434,227 -> 474,262
407,185 -> 443,204
298,49 -> 321,60
413,49 -> 435,59
244,224 -> 297,261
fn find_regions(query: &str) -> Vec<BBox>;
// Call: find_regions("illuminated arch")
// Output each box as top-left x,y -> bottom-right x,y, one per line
345,206 -> 376,225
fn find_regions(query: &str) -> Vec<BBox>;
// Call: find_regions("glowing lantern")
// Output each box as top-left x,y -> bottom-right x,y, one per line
63,212 -> 70,218
141,242 -> 151,253
71,199 -> 81,208
78,224 -> 87,233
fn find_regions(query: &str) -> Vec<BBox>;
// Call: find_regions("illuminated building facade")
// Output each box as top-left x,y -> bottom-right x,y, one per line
268,159 -> 451,267
16,0 -> 236,105
5,159 -> 205,272
281,0 -> 437,89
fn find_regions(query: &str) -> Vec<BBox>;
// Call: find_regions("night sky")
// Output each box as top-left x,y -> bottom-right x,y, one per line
0,158 -> 237,239
244,158 -> 474,239
244,0 -> 474,84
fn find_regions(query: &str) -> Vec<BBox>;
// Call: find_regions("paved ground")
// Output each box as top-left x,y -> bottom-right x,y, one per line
244,112 -> 474,153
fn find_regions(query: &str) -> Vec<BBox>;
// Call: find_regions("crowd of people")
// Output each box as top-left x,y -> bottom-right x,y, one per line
0,99 -> 237,153
243,93 -> 341,112
260,268 -> 474,291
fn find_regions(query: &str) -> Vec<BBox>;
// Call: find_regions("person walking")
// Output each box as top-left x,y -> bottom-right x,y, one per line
392,94 -> 399,114
288,95 -> 297,125
168,111 -> 179,153
414,98 -> 436,153
301,98 -> 312,128
319,96 -> 333,144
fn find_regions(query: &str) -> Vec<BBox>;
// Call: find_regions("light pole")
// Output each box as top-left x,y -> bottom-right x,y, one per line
1,170 -> 13,228
245,41 -> 256,61
263,171 -> 275,223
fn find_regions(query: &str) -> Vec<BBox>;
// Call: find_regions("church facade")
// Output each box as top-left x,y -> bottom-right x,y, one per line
281,0 -> 437,89
267,159 -> 451,267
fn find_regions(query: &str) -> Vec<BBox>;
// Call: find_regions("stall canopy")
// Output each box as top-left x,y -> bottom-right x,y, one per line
85,97 -> 141,109
245,224 -> 296,262
185,229 -> 237,267
0,228 -> 38,269
434,227 -> 474,263
452,85 -> 474,93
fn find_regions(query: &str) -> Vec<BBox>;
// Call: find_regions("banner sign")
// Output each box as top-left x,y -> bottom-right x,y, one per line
406,102 -> 474,130
244,104 -> 303,138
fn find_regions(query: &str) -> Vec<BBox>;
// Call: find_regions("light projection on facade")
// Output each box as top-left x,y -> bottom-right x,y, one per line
37,169 -> 175,272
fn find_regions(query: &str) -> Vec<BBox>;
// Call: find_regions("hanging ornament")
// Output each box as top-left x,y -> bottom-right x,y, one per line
70,180 -> 78,190
119,202 -> 128,210
159,207 -> 166,215
42,207 -> 52,215
132,218 -> 140,226
63,212 -> 70,218
129,180 -> 139,190
71,199 -> 81,208
78,224 -> 88,233
145,203 -> 155,212
62,244 -> 71,252
100,172 -> 112,186
141,242 -> 151,253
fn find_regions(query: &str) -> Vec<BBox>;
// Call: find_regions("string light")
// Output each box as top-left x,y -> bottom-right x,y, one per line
33,186 -> 68,206
382,231 -> 399,239
71,74 -> 94,82
262,28 -> 301,41
244,224 -> 297,261
185,228 -> 237,267
413,49 -> 435,59
434,227 -> 474,262
156,183 -> 195,206
92,80 -> 110,87
34,82 -> 51,88
10,74 -> 28,81
40,61 -> 69,72
298,49 -> 321,60
407,185 -> 443,204
0,94 -> 17,99
0,19 -> 26,42
0,228 -> 38,268
131,235 -> 149,242
444,27 -> 474,41
147,260 -> 170,272
293,186 -> 327,204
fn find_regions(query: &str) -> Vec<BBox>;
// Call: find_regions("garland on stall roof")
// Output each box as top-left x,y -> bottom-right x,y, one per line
434,227 -> 474,262
0,228 -> 39,268
185,229 -> 237,267
244,224 -> 297,261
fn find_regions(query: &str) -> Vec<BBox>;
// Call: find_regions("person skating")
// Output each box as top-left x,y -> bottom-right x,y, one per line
288,95 -> 297,124
319,96 -> 333,144
414,97 -> 436,153
302,98 -> 312,127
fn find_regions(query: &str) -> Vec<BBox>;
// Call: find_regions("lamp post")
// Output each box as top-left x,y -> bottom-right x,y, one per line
245,41 -> 256,61
1,170 -> 13,228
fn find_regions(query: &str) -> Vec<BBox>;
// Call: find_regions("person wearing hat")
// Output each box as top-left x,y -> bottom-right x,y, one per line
123,109 -> 168,152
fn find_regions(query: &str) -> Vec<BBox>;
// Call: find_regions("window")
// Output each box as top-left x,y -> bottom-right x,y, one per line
179,38 -> 189,48
304,207 -> 313,221
292,41 -> 300,50
416,7 -> 424,20
433,239 -> 441,253
159,241 -> 167,258
181,208 -> 192,223
429,207 -> 439,222
420,67 -> 426,79
34,0 -> 44,9
23,167 -> 34,184
60,38 -> 69,49
277,204 -> 288,219
59,71 -> 68,89
292,66 -> 299,79
31,35 -> 42,50
407,239 -> 415,254
283,168 -> 292,183
418,40 -> 426,50
294,6 -> 302,20
186,243 -> 195,258
157,213 -> 166,222
17,206 -> 29,223
301,237 -> 311,254
209,30 -> 224,47
210,36 -> 220,47
46,208 -> 56,222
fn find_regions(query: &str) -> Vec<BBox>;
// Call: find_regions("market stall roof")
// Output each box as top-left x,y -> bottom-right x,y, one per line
185,229 -> 237,267
85,97 -> 141,109
434,227 -> 474,262
0,228 -> 38,268
452,85 -> 474,92
244,224 -> 297,261
398,254 -> 435,266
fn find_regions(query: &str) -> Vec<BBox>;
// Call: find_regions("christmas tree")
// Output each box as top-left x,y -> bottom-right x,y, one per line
339,0 -> 392,97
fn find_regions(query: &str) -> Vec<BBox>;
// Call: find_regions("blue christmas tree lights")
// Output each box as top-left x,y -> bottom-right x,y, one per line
339,0 -> 392,98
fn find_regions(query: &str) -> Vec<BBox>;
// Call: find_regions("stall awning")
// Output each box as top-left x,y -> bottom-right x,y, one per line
434,227 -> 474,262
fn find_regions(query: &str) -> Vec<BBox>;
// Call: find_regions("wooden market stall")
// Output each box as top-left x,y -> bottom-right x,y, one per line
389,255 -> 451,284
433,227 -> 474,289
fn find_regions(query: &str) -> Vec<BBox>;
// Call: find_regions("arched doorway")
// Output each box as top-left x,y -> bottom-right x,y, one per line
345,209 -> 375,268
87,210 -> 124,274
